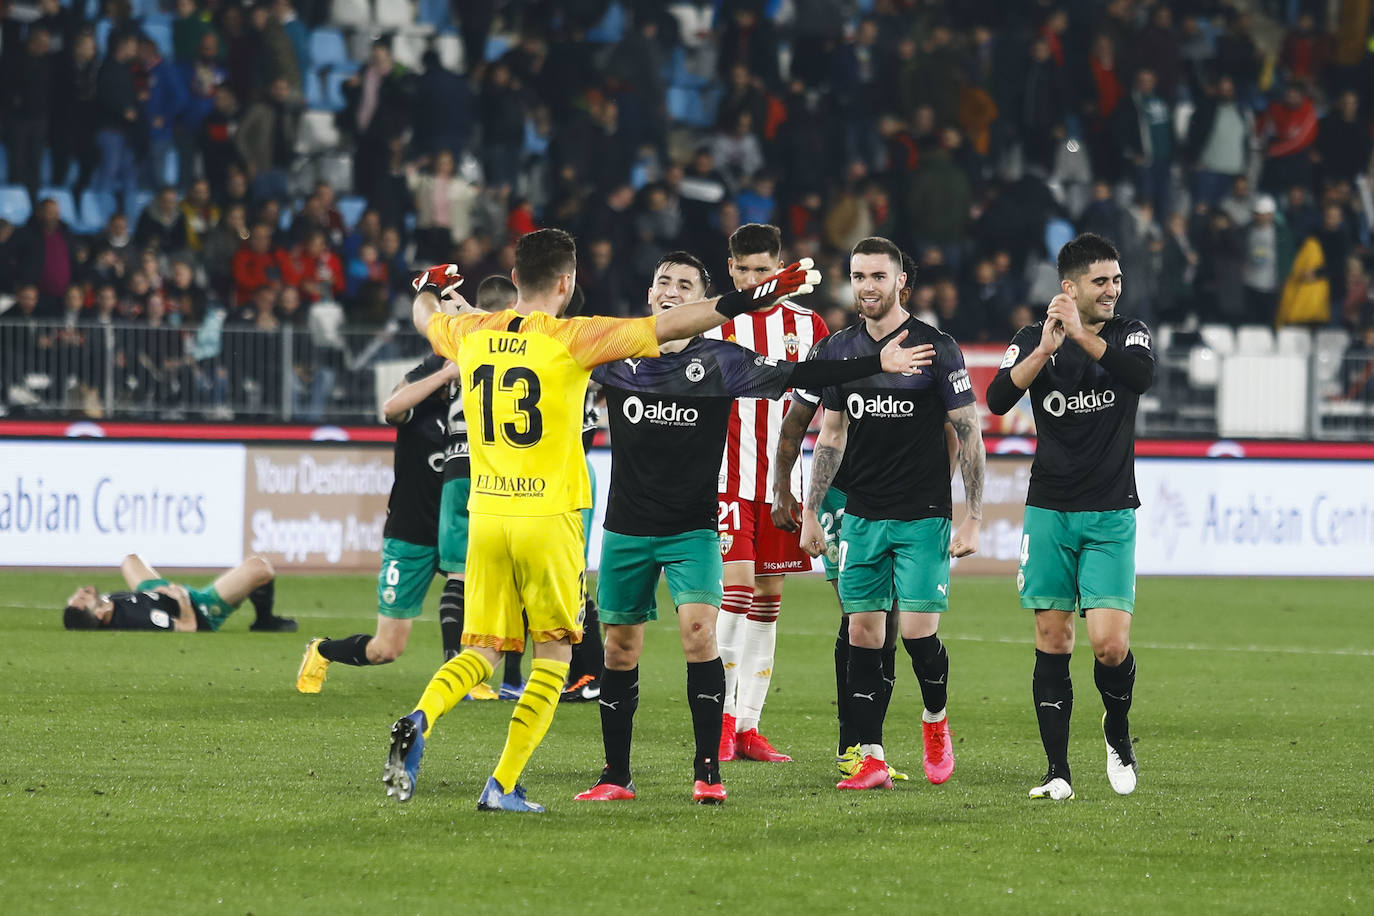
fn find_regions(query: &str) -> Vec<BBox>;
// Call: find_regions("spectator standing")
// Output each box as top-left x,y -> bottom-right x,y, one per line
4,27 -> 56,202
139,35 -> 189,189
1184,75 -> 1253,207
406,150 -> 479,264
1114,68 -> 1173,220
1257,84 -> 1318,196
237,76 -> 299,202
49,29 -> 101,196
342,40 -> 414,204
19,199 -> 74,314
1316,89 -> 1371,188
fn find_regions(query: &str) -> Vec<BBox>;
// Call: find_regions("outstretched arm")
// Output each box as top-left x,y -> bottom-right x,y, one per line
654,260 -> 821,344
947,403 -> 985,558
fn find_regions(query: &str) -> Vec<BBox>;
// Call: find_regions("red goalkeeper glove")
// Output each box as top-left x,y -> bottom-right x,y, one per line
412,264 -> 464,299
715,258 -> 821,318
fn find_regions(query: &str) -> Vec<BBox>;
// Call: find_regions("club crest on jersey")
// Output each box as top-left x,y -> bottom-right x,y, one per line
685,361 -> 706,382
718,532 -> 734,556
783,332 -> 800,356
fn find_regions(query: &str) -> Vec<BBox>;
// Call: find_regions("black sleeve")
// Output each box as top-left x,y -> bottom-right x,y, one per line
1095,343 -> 1154,394
786,353 -> 882,390
986,326 -> 1041,416
986,373 -> 1023,416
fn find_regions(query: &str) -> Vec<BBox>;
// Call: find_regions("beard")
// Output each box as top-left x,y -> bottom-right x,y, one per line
854,286 -> 898,321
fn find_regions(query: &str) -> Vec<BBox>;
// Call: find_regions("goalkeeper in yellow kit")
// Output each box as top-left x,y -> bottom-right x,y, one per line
383,228 -> 821,812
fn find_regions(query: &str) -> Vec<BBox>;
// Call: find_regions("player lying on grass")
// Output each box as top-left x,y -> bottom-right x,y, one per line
381,228 -> 820,813
63,553 -> 291,632
575,251 -> 935,805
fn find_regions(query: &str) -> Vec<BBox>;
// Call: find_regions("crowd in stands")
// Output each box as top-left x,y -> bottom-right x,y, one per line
3,0 -> 1374,419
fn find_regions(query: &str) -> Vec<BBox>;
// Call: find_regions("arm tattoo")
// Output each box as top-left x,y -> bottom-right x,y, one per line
807,444 -> 844,510
948,404 -> 985,520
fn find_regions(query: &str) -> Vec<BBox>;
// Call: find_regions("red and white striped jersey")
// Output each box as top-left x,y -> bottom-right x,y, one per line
703,300 -> 829,502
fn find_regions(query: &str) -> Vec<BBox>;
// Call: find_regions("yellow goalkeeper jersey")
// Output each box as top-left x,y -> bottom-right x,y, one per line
426,309 -> 659,516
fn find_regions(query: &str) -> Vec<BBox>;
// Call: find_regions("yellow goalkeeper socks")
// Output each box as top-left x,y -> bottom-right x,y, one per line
491,658 -> 569,792
413,650 -> 494,738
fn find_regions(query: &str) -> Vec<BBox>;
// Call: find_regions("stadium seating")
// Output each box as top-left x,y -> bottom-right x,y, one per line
435,33 -> 463,71
375,0 -> 416,29
125,189 -> 155,222
586,2 -> 626,43
338,195 -> 368,230
309,28 -> 351,70
1199,324 -> 1237,356
1235,324 -> 1275,355
298,111 -> 343,156
1187,345 -> 1221,388
38,187 -> 79,227
0,186 -> 31,225
331,0 -> 372,29
1219,354 -> 1308,437
78,190 -> 118,233
390,28 -> 429,70
1276,326 -> 1312,356
142,20 -> 174,59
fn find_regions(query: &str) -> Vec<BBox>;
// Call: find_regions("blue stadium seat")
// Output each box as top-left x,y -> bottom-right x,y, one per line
125,189 -> 155,221
95,17 -> 112,53
309,28 -> 350,69
415,0 -> 452,31
337,195 -> 367,230
305,71 -> 330,110
1044,218 -> 1075,260
666,86 -> 717,129
484,35 -> 509,62
324,70 -> 354,110
586,1 -> 625,43
38,188 -> 79,227
142,20 -> 174,59
78,190 -> 119,233
0,186 -> 32,225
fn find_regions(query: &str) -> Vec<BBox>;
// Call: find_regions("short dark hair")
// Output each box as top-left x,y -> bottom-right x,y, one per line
475,275 -> 517,312
851,236 -> 903,273
1057,232 -> 1120,280
654,250 -> 711,293
514,228 -> 577,293
900,252 -> 917,292
64,605 -> 100,630
728,223 -> 782,260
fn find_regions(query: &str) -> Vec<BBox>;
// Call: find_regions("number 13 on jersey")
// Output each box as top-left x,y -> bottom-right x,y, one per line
471,363 -> 544,447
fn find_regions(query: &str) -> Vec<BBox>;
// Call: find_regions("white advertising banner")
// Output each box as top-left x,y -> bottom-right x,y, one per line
0,441 -> 245,566
1135,460 -> 1374,576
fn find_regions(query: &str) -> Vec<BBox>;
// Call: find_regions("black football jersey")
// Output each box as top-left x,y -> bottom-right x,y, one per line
817,317 -> 975,521
107,590 -> 186,630
992,317 -> 1153,511
440,373 -> 471,483
592,338 -> 806,537
384,354 -> 449,545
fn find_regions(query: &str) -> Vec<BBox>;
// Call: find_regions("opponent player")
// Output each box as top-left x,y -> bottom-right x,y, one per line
985,232 -> 1152,801
798,236 -> 986,791
772,252 -> 959,782
705,223 -> 830,762
382,228 -> 821,812
63,553 -> 285,632
575,251 -> 933,804
295,353 -> 460,693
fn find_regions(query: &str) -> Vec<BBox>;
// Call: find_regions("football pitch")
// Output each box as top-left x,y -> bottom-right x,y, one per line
1,571 -> 1369,914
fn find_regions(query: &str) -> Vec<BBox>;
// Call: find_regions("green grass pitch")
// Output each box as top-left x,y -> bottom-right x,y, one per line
1,571 -> 1369,914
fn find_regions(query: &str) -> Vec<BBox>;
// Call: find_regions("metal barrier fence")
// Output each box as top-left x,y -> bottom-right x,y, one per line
0,316 -> 433,423
4,317 -> 1373,437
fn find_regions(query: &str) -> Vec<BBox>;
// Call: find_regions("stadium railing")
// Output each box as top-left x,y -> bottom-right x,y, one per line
0,316 -> 432,423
